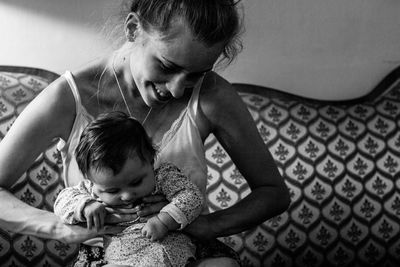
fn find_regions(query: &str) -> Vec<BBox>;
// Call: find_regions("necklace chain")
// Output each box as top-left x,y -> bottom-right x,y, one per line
111,53 -> 152,125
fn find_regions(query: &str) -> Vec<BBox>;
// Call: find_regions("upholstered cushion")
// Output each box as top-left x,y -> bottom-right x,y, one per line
0,67 -> 79,266
0,65 -> 399,266
206,68 -> 400,267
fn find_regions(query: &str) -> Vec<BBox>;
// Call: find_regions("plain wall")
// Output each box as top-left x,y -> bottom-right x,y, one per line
1,0 -> 400,100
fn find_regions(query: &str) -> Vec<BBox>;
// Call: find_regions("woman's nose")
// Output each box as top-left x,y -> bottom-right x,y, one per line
167,73 -> 190,98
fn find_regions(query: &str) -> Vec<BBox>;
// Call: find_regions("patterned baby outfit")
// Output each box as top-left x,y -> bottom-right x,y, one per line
54,163 -> 204,266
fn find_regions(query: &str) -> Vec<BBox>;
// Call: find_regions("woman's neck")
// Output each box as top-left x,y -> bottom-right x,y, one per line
111,49 -> 150,115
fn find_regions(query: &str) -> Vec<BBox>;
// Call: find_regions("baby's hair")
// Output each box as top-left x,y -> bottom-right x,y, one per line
75,111 -> 156,178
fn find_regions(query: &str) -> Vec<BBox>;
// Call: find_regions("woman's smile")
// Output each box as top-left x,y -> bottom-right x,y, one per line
152,83 -> 173,102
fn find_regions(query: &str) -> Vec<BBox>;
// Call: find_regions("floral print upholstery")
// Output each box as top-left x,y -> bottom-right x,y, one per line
0,66 -> 400,266
0,67 -> 78,266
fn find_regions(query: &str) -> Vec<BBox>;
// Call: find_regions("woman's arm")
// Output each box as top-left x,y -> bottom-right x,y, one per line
185,73 -> 291,240
0,78 -> 122,242
0,187 -> 119,243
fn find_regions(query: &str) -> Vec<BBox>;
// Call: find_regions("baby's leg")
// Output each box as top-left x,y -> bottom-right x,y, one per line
188,257 -> 240,267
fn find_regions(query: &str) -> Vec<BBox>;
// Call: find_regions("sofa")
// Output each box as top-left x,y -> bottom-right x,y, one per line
0,65 -> 399,267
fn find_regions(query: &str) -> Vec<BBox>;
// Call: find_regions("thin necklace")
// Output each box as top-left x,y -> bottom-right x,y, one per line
111,53 -> 152,124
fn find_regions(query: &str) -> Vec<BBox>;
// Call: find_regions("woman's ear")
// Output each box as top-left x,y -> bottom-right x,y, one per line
124,12 -> 141,42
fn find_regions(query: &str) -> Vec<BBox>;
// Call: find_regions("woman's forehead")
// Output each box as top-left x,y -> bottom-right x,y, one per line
148,21 -> 224,72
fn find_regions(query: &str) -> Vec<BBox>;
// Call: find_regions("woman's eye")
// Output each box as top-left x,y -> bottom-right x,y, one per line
159,63 -> 176,74
160,63 -> 179,74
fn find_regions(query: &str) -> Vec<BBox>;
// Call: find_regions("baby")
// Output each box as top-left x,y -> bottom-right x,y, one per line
54,111 -> 204,267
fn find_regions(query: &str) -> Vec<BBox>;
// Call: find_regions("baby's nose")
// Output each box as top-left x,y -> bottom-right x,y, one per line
120,191 -> 136,202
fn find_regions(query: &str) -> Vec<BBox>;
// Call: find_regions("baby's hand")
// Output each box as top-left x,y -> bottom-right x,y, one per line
83,201 -> 107,231
141,215 -> 168,241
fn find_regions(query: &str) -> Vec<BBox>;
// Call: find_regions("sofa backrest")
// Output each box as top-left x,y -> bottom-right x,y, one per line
0,66 -> 399,267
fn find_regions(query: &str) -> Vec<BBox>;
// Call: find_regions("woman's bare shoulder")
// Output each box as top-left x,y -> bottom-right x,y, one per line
199,72 -> 243,115
197,72 -> 247,134
200,72 -> 233,95
70,57 -> 118,115
27,75 -> 78,139
41,75 -> 76,112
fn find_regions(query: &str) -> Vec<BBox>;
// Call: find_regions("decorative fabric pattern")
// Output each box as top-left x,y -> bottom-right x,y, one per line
206,75 -> 400,267
0,67 -> 79,266
0,66 -> 400,266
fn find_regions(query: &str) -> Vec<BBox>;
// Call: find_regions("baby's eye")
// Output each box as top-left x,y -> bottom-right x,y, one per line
104,188 -> 119,194
130,179 -> 142,186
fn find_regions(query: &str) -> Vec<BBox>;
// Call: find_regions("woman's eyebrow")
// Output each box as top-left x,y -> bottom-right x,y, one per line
161,56 -> 213,74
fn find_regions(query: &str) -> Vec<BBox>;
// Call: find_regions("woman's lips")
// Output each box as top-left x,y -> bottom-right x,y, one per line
152,83 -> 172,102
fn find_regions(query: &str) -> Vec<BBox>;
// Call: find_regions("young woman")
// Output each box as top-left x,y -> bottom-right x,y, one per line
0,0 -> 290,266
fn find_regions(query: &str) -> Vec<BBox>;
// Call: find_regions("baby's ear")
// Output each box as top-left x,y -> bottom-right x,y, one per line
124,12 -> 141,42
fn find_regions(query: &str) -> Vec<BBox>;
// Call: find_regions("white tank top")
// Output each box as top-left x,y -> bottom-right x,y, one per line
58,71 -> 208,196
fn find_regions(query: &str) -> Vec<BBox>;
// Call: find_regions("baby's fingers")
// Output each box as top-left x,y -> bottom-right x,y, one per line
93,214 -> 102,231
141,227 -> 148,238
86,216 -> 93,229
99,213 -> 105,230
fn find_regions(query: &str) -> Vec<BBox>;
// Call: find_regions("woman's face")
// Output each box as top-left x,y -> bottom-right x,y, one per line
129,19 -> 225,108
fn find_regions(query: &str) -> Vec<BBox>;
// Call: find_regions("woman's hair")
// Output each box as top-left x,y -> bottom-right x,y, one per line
130,0 -> 243,65
75,111 -> 156,178
107,0 -> 243,67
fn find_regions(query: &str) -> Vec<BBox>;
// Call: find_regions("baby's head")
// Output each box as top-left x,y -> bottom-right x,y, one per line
75,111 -> 157,207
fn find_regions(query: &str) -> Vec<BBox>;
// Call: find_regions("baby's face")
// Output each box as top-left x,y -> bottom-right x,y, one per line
89,157 -> 155,208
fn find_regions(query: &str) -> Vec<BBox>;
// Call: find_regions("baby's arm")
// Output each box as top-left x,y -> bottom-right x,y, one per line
54,181 -> 106,230
141,163 -> 204,240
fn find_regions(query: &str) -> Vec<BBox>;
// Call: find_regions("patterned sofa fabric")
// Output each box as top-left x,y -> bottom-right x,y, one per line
0,67 -> 79,267
0,66 -> 399,267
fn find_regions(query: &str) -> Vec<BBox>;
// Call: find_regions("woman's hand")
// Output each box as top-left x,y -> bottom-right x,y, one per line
137,194 -> 169,218
104,205 -> 141,224
59,220 -> 126,244
103,194 -> 168,224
